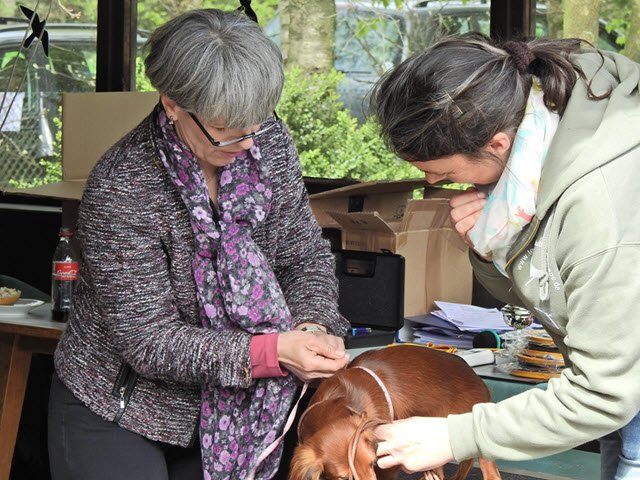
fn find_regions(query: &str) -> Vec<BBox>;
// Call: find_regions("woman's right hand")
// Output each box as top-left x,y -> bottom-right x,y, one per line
375,417 -> 454,473
277,330 -> 349,383
450,188 -> 491,260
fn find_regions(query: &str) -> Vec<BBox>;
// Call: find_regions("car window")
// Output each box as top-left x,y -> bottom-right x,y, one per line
335,7 -> 405,76
408,6 -> 491,52
48,43 -> 96,92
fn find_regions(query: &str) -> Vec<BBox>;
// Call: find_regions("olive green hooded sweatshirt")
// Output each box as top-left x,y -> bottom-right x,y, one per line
449,50 -> 640,461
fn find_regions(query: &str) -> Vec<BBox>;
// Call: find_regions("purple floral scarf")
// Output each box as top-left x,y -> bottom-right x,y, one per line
155,106 -> 297,479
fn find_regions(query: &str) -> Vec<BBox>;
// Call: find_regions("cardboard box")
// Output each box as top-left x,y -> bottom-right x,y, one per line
2,91 -> 160,200
309,181 -> 473,317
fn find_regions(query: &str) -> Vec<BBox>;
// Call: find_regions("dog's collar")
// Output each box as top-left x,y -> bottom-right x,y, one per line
353,366 -> 394,421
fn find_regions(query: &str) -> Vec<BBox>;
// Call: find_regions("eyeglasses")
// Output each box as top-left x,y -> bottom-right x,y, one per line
188,112 -> 278,148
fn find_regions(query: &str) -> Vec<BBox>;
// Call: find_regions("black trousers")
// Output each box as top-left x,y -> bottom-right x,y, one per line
48,374 -> 202,480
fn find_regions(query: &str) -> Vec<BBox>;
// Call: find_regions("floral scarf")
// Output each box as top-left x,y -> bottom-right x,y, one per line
155,105 -> 297,479
468,78 -> 560,276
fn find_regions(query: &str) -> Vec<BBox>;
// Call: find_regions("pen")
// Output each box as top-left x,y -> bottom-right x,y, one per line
351,327 -> 372,336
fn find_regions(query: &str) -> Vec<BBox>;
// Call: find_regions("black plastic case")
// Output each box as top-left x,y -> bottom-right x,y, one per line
333,250 -> 405,348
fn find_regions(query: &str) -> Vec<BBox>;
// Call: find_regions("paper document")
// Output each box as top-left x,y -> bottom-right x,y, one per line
412,329 -> 474,349
433,301 -> 513,332
399,302 -> 542,349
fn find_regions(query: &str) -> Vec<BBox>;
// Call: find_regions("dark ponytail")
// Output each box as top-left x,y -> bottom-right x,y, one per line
370,32 -> 603,163
523,37 -> 582,114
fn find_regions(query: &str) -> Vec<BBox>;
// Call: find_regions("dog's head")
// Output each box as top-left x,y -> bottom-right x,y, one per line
289,397 -> 382,480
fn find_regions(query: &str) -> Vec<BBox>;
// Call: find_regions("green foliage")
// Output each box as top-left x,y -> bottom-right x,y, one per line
137,0 -> 279,31
3,1 -> 97,22
605,18 -> 628,47
136,56 -> 154,92
4,0 -> 278,31
277,66 -> 419,181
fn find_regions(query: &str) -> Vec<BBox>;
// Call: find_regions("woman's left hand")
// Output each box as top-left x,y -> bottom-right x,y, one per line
375,417 -> 454,473
449,188 -> 491,259
277,329 -> 349,382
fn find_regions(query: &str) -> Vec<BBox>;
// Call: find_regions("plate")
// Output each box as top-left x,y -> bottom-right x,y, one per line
0,298 -> 45,317
521,348 -> 564,360
526,332 -> 556,347
516,353 -> 565,368
510,369 -> 561,381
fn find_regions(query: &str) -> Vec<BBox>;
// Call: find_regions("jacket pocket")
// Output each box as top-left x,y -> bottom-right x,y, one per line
111,362 -> 139,423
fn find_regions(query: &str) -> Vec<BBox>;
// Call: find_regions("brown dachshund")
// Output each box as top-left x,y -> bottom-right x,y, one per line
288,345 -> 501,480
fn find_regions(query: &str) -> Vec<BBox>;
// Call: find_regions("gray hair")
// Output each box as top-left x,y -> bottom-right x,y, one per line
144,9 -> 283,128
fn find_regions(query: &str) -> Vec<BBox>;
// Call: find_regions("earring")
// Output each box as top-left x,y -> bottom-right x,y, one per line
169,117 -> 175,125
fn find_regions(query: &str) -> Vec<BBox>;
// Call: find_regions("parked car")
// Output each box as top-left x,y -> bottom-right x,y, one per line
0,21 -> 147,187
265,1 -> 623,122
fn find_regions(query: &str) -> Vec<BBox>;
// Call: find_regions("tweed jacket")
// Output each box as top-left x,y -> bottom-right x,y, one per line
54,108 -> 348,446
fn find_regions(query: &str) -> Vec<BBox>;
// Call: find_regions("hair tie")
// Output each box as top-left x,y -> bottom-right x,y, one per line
502,41 -> 535,74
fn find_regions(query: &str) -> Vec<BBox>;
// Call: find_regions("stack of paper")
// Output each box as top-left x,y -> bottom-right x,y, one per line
398,301 -> 518,348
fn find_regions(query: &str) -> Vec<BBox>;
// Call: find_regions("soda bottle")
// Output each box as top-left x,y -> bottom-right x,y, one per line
51,227 -> 79,322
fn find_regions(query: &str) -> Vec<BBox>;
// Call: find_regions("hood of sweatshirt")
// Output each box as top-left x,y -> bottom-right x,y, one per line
536,50 -> 640,219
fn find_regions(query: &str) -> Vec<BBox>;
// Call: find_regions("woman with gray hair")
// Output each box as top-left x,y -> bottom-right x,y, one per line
47,9 -> 349,480
371,33 -> 640,480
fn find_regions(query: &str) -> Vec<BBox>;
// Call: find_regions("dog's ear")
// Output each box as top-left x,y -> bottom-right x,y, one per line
288,444 -> 324,480
299,397 -> 352,440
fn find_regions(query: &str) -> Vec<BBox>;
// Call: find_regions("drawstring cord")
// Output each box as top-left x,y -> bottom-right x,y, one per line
348,417 -> 385,480
246,382 -> 309,480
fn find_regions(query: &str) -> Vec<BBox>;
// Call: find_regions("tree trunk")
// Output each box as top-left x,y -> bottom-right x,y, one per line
280,0 -> 291,65
564,0 -> 602,44
622,0 -> 640,62
284,0 -> 335,73
546,0 -> 564,38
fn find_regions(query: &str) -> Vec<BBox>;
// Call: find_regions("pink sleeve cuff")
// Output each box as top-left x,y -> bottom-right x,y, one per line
249,333 -> 288,379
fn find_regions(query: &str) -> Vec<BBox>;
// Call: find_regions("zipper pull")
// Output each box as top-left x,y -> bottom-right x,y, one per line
119,386 -> 126,409
538,273 -> 549,302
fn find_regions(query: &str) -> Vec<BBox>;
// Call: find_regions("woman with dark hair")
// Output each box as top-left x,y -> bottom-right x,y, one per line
47,9 -> 349,480
371,33 -> 640,479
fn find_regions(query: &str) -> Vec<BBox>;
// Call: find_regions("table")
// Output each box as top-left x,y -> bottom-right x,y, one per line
0,303 -> 64,479
0,320 -> 595,479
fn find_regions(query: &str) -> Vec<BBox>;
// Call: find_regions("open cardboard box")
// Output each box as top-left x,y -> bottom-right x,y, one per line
309,181 -> 473,317
2,91 -> 160,200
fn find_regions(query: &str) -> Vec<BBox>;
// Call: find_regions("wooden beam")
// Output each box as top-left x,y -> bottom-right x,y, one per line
96,0 -> 138,92
490,0 -> 537,41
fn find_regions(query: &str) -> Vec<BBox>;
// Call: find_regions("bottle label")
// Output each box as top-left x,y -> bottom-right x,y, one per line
53,261 -> 79,281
